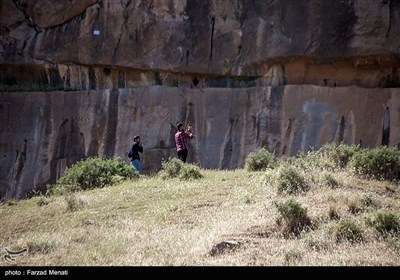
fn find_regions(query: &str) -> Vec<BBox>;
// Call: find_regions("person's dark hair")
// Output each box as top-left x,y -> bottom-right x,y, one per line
134,135 -> 140,141
177,123 -> 183,130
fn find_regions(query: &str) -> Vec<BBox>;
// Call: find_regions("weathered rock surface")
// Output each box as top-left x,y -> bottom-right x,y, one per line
1,86 -> 399,200
1,0 -> 399,87
1,0 -> 400,200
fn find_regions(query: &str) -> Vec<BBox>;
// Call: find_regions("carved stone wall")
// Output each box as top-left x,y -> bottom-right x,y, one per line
1,86 -> 399,200
1,0 -> 400,200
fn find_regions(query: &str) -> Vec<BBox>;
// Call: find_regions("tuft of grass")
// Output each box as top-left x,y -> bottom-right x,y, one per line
346,196 -> 360,214
304,238 -> 328,251
328,201 -> 340,220
274,199 -> 312,236
276,165 -> 308,195
322,172 -> 339,189
245,148 -> 276,171
333,220 -> 364,243
36,197 -> 50,207
366,211 -> 400,237
284,249 -> 302,265
360,193 -> 374,207
387,236 -> 400,255
7,200 -> 18,206
27,240 -> 55,255
65,194 -> 84,212
243,193 -> 254,204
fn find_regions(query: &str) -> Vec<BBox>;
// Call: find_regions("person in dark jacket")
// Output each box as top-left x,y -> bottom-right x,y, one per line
129,135 -> 143,173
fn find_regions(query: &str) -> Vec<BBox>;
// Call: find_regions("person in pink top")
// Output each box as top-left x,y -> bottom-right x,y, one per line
174,123 -> 194,163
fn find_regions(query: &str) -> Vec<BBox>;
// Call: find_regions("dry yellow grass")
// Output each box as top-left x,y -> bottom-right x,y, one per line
1,168 -> 399,266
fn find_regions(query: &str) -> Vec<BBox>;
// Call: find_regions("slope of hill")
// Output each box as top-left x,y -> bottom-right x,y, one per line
1,168 -> 399,266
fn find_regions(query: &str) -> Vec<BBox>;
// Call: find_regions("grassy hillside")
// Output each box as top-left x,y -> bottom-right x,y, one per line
1,163 -> 400,266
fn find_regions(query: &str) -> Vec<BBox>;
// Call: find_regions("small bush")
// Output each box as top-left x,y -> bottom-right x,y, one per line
288,143 -> 359,172
333,220 -> 363,243
305,238 -> 328,251
346,196 -> 360,214
276,165 -> 308,194
159,158 -> 184,179
245,148 -> 276,171
26,240 -> 54,255
275,199 -> 311,236
387,236 -> 400,254
320,143 -> 361,169
7,200 -> 18,206
243,193 -> 253,204
65,194 -> 84,212
328,201 -> 340,220
322,172 -> 339,188
349,146 -> 400,181
360,194 -> 374,207
54,157 -> 137,192
179,163 -> 204,180
284,249 -> 302,265
159,158 -> 203,180
367,211 -> 400,237
36,197 -> 49,207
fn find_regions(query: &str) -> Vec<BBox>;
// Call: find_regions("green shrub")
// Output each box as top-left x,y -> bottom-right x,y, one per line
387,236 -> 400,254
7,200 -> 18,206
54,157 -> 138,192
284,249 -> 302,265
275,199 -> 311,235
159,158 -> 184,179
367,211 -> 400,236
328,201 -> 340,220
360,194 -> 374,207
36,197 -> 49,207
159,158 -> 203,180
319,143 -> 361,169
349,146 -> 400,181
346,196 -> 360,214
64,194 -> 84,212
276,165 -> 308,194
333,220 -> 363,243
322,172 -> 339,188
304,238 -> 328,251
303,149 -> 334,170
289,143 -> 360,171
26,240 -> 55,255
179,163 -> 204,180
245,148 -> 276,171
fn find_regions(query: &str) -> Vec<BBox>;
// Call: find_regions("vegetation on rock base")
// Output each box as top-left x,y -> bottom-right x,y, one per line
1,144 -> 400,266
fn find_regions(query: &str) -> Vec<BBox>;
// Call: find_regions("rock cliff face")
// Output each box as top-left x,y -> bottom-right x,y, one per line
1,0 -> 400,200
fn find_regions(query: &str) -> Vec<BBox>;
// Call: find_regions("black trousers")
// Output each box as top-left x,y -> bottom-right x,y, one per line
177,149 -> 188,163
